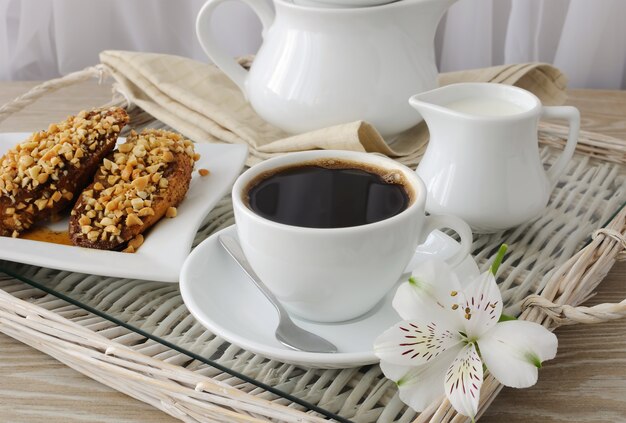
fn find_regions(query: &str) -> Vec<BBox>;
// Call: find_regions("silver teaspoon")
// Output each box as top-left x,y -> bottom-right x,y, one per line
218,235 -> 338,354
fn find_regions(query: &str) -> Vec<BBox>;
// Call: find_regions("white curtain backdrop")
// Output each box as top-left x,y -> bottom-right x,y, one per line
1,0 -> 625,88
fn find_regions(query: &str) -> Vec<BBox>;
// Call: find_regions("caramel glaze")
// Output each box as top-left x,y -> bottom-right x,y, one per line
21,227 -> 73,246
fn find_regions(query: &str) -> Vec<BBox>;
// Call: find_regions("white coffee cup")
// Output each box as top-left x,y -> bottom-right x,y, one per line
232,150 -> 473,323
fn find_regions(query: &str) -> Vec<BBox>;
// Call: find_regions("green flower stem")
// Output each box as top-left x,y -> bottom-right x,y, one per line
490,244 -> 508,276
498,313 -> 517,322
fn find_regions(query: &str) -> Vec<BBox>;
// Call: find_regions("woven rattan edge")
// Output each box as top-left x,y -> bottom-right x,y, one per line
0,278 -> 329,423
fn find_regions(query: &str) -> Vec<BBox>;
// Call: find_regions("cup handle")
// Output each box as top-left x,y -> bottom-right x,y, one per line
196,0 -> 274,96
422,214 -> 473,267
541,106 -> 580,187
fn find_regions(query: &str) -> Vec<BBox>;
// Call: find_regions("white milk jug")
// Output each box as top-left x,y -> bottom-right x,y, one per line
409,83 -> 580,233
196,0 -> 456,139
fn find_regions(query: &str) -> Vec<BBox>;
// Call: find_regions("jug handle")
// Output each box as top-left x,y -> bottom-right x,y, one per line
196,0 -> 275,96
541,106 -> 580,186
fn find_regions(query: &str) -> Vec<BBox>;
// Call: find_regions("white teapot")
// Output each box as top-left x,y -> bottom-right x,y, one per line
196,0 -> 456,139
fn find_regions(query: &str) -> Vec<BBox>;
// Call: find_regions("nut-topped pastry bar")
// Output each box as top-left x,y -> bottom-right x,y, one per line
69,129 -> 199,252
0,107 -> 129,237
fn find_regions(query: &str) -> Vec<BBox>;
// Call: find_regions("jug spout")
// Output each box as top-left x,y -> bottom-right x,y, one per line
408,89 -> 455,126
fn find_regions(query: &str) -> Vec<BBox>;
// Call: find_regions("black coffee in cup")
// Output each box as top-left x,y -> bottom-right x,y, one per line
245,158 -> 412,229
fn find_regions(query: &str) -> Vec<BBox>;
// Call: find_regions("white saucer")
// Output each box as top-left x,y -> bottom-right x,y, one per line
180,225 -> 479,369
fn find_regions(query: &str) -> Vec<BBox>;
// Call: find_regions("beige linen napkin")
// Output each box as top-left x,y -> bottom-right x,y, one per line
100,51 -> 567,166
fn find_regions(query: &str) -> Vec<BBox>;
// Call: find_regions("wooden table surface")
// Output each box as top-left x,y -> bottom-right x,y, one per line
0,81 -> 624,423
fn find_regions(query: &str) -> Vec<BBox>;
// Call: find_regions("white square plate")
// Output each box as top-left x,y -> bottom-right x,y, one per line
0,132 -> 248,283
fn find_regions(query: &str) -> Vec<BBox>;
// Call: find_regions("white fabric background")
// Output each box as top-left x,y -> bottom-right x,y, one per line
1,0 -> 625,88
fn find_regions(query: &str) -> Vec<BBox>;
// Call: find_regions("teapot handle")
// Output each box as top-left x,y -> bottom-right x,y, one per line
196,0 -> 275,96
541,106 -> 581,186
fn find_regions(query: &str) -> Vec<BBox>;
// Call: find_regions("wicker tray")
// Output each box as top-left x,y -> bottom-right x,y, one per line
0,68 -> 624,423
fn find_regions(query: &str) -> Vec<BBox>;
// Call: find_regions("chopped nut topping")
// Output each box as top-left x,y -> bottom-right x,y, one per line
131,175 -> 149,191
35,198 -> 48,211
126,213 -> 143,227
128,234 -> 144,250
138,207 -> 155,217
100,217 -> 115,226
71,129 -> 198,247
0,107 -> 128,236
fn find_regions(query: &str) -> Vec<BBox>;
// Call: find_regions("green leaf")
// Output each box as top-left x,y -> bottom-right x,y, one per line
498,313 -> 517,322
490,244 -> 508,276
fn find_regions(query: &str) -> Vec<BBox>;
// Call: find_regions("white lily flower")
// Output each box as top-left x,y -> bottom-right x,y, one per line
374,252 -> 558,419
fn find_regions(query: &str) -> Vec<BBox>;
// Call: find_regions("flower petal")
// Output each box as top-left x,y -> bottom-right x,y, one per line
478,320 -> 558,388
458,271 -> 503,338
374,319 -> 462,366
444,343 -> 483,419
380,344 -> 462,412
393,259 -> 465,331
